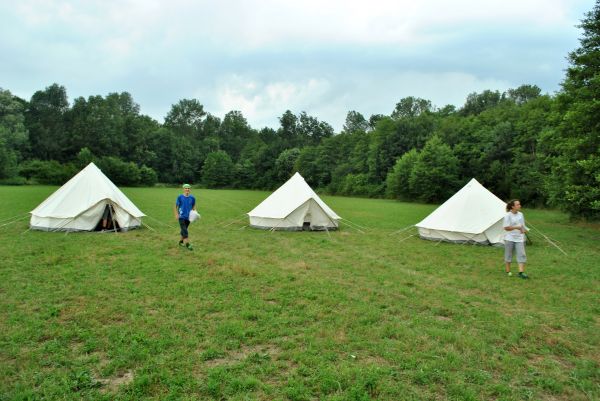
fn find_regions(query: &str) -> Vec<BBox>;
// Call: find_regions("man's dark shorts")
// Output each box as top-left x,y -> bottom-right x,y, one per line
179,218 -> 190,238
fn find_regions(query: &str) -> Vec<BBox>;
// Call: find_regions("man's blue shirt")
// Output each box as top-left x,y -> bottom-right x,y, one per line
176,194 -> 196,220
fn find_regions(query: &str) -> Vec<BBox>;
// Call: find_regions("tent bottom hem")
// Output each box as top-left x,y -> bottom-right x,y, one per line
249,224 -> 338,231
29,225 -> 141,233
418,234 -> 500,246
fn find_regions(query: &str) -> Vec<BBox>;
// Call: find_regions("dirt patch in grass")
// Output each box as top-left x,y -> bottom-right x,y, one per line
528,352 -> 576,372
89,351 -> 111,370
69,340 -> 86,354
333,329 -> 347,343
360,354 -> 390,366
295,260 -> 310,270
97,369 -> 134,394
230,265 -> 257,276
204,343 -> 281,368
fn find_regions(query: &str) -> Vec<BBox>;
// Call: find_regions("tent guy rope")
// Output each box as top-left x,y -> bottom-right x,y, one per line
0,214 -> 29,228
527,222 -> 568,256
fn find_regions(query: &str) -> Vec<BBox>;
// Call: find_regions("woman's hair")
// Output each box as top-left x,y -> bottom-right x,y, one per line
506,199 -> 520,212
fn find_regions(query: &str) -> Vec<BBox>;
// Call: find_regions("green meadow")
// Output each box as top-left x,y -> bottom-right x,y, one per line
0,186 -> 598,401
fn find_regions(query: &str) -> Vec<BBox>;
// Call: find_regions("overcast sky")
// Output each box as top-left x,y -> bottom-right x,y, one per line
0,0 -> 592,131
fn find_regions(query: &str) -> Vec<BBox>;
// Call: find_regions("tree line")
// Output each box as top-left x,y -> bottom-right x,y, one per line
0,2 -> 598,220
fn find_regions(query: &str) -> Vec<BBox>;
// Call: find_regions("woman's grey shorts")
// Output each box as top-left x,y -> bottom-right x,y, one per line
504,241 -> 527,263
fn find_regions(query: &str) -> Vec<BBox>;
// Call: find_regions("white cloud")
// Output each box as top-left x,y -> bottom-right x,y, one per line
323,71 -> 515,130
12,0 -> 585,49
202,70 -> 514,131
211,76 -> 333,128
0,0 -> 591,131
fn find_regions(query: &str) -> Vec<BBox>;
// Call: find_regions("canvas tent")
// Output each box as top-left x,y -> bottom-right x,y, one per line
248,172 -> 340,231
30,162 -> 145,232
415,178 -> 506,245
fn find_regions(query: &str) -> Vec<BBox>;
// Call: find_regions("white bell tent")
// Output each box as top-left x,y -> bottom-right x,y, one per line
248,172 -> 340,231
30,162 -> 145,232
415,178 -> 506,245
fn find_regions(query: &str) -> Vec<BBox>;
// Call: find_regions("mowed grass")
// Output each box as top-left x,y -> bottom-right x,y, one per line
0,186 -> 599,401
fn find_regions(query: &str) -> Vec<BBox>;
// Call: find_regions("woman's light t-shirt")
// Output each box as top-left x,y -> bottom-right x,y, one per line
503,211 -> 526,242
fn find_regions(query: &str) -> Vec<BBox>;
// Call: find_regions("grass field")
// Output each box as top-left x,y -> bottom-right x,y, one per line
0,185 -> 599,401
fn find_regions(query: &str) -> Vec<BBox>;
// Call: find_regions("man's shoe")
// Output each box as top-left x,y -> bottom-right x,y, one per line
179,241 -> 184,247
518,272 -> 529,279
186,243 -> 194,251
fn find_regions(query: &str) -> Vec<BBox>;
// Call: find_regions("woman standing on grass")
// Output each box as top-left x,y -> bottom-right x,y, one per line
503,199 -> 529,279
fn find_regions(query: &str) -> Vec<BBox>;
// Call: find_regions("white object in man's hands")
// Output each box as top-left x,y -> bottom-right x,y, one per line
189,210 -> 201,223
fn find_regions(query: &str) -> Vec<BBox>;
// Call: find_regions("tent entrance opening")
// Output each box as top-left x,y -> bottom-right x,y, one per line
303,213 -> 312,230
93,204 -> 121,232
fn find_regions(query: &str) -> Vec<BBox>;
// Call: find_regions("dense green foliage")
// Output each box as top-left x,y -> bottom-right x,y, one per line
0,3 -> 598,219
1,186 -> 599,400
546,2 -> 600,219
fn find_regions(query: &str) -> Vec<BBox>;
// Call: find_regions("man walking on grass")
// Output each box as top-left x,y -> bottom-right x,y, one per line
174,184 -> 196,250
